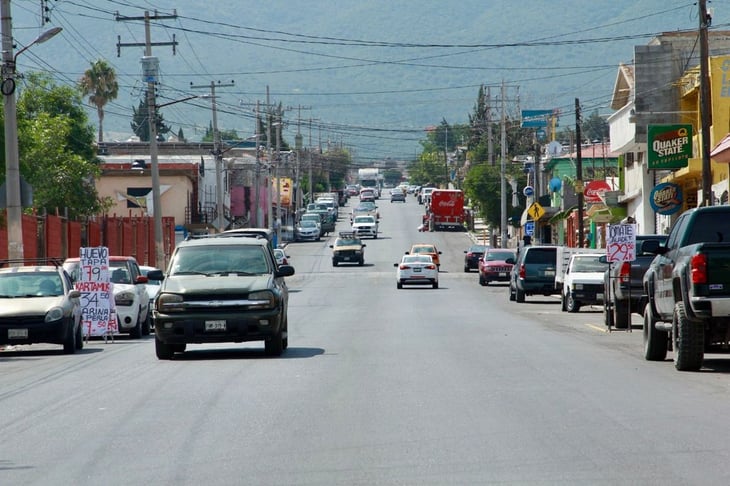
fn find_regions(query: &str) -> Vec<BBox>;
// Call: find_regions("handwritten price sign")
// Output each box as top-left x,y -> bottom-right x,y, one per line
606,223 -> 637,263
77,246 -> 117,337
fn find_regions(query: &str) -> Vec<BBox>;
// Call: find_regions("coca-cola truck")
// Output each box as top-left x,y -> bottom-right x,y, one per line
428,189 -> 465,231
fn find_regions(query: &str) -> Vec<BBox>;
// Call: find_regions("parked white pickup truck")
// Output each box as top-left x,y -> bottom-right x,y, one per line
561,253 -> 609,313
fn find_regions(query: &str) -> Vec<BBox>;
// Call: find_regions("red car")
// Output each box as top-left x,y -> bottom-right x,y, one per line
478,248 -> 516,286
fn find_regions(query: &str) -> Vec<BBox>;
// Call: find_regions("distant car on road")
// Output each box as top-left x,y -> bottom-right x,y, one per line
390,190 -> 406,203
294,219 -> 321,241
330,232 -> 366,266
406,243 -> 442,270
394,254 -> 438,289
464,244 -> 488,272
478,248 -> 516,285
273,248 -> 290,266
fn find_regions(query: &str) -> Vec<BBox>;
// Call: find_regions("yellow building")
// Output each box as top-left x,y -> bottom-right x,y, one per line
663,55 -> 730,206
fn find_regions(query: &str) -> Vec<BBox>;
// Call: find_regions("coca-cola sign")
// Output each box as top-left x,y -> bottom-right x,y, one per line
438,199 -> 456,207
583,180 -> 611,203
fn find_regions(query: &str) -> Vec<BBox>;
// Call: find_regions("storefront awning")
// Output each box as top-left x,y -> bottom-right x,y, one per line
660,157 -> 702,184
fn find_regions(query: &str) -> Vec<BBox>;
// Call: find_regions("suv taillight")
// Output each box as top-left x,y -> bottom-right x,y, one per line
619,262 -> 630,283
691,253 -> 708,284
519,264 -> 526,279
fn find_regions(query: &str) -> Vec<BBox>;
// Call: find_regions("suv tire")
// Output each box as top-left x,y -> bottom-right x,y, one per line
155,336 -> 173,360
265,329 -> 284,356
63,323 -> 77,354
515,288 -> 525,303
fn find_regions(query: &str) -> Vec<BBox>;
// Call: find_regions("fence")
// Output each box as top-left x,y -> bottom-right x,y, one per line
0,211 -> 176,268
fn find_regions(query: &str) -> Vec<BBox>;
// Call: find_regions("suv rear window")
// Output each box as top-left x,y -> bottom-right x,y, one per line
523,248 -> 556,264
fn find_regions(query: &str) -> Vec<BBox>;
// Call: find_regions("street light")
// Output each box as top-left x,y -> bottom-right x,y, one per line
1,9 -> 63,260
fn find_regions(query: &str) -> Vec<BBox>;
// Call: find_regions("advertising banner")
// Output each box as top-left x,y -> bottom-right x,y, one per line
647,124 -> 693,169
76,246 -> 117,337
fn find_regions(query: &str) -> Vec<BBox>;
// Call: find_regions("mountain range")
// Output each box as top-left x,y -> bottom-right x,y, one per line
10,0 -> 707,163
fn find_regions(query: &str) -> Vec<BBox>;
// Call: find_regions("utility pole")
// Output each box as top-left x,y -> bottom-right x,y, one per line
266,86 -> 273,233
500,81 -> 508,248
575,98 -> 585,247
699,0 -> 713,207
117,10 -> 177,267
191,80 -> 235,231
255,101 -> 262,227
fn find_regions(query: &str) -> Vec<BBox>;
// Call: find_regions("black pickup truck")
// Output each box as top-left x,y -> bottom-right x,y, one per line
643,206 -> 730,371
603,234 -> 667,329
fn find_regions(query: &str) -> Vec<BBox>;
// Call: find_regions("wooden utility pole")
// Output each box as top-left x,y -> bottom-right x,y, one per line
575,98 -> 584,247
699,0 -> 713,206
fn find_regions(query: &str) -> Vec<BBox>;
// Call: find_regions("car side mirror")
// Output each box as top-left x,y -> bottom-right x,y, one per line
147,270 -> 164,281
329,245 -> 334,248
598,255 -> 608,264
362,244 -> 367,247
641,239 -> 662,255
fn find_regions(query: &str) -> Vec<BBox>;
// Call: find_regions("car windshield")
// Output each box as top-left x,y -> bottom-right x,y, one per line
300,220 -> 317,228
412,246 -> 435,254
0,272 -> 64,297
354,217 -> 374,223
469,245 -> 487,253
336,238 -> 360,246
170,245 -> 270,275
487,251 -> 515,261
571,256 -> 607,272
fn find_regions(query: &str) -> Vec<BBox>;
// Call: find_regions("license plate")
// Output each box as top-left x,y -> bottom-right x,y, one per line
597,293 -> 604,300
413,267 -> 422,272
343,256 -> 351,261
499,272 -> 506,277
205,320 -> 226,331
8,328 -> 28,339
544,270 -> 555,276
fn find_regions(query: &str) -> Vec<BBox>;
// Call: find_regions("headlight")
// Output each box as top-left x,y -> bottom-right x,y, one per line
45,306 -> 65,323
115,291 -> 136,306
248,290 -> 276,309
157,293 -> 185,312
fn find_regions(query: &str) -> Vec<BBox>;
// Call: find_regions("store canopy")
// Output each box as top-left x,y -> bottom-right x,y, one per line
711,133 -> 730,163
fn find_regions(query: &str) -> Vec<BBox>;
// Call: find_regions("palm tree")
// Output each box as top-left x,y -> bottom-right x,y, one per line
79,60 -> 119,143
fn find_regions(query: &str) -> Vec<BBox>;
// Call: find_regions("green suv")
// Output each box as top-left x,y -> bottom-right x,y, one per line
148,234 -> 295,359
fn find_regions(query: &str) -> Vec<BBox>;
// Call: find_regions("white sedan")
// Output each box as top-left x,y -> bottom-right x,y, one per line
394,255 -> 438,289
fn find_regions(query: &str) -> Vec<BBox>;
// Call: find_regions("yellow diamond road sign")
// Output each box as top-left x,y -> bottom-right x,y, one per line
528,202 -> 545,221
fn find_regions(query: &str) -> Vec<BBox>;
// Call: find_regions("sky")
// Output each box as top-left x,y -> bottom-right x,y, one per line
7,0 -> 714,164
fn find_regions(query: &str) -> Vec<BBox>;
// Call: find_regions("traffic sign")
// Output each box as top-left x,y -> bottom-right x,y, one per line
527,201 -> 545,221
523,186 -> 534,197
524,221 -> 535,236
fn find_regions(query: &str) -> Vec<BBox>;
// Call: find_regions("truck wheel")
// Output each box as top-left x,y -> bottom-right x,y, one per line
516,288 -> 525,303
509,284 -> 516,301
566,292 -> 580,313
672,302 -> 704,371
613,299 -> 630,329
397,281 -> 403,289
155,336 -> 173,360
643,302 -> 667,361
561,293 -> 567,312
478,274 -> 486,286
603,299 -> 613,327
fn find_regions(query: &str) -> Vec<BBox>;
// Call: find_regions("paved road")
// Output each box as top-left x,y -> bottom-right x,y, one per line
3,193 -> 730,485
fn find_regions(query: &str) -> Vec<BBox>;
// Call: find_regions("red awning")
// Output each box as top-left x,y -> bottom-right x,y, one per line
711,133 -> 730,163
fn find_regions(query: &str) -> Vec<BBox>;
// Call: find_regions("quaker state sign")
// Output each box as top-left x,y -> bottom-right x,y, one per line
647,124 -> 693,170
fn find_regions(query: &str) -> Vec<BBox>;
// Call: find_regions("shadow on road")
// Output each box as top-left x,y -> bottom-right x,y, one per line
171,346 -> 326,361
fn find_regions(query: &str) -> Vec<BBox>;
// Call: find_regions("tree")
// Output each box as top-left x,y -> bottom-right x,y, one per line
581,110 -> 609,142
78,59 -> 119,143
130,91 -> 171,142
2,72 -> 108,217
